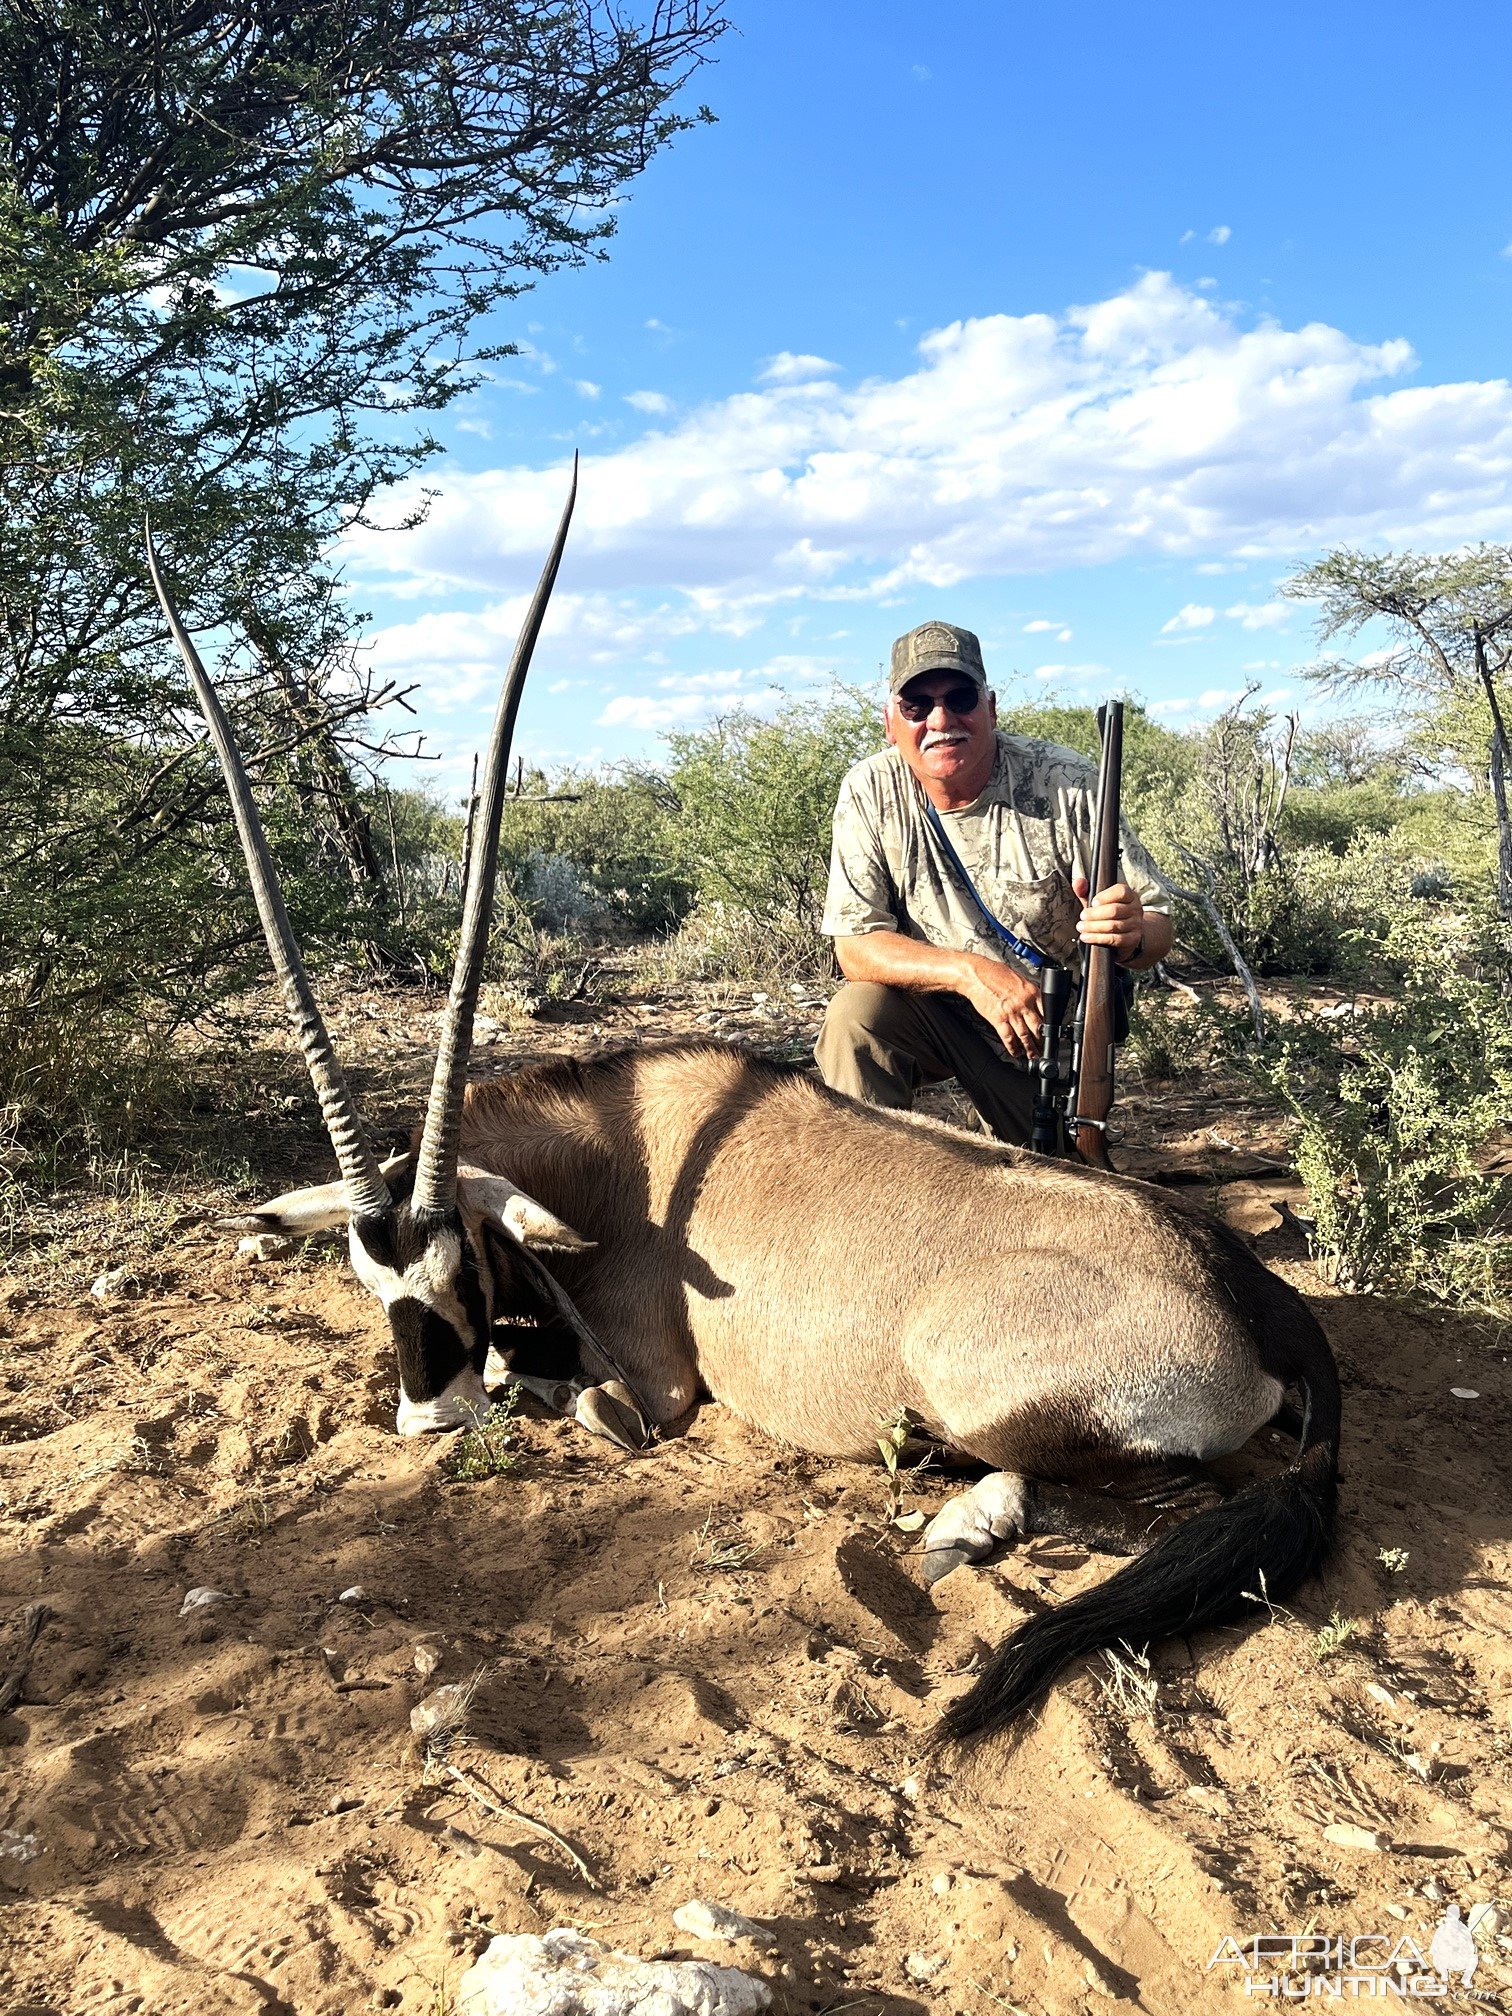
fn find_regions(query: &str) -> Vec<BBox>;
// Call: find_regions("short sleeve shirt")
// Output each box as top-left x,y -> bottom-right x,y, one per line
820,732 -> 1168,974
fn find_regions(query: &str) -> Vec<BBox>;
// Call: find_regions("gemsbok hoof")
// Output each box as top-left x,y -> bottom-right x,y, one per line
573,1380 -> 649,1452
507,1373 -> 650,1452
921,1471 -> 1028,1584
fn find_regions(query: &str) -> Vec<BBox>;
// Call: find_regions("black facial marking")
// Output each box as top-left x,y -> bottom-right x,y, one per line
351,1207 -> 492,1402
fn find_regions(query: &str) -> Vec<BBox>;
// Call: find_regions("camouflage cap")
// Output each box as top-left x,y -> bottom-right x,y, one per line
888,620 -> 988,696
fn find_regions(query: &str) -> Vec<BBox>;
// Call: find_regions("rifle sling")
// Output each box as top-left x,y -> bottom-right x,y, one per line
921,801 -> 1048,974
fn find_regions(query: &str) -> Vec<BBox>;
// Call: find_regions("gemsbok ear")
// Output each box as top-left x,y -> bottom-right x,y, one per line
217,1182 -> 352,1237
218,1153 -> 413,1237
457,1164 -> 595,1252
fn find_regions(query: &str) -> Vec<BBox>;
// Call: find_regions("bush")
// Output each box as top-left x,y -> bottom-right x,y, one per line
1264,910 -> 1512,1312
666,689 -> 880,936
492,770 -> 693,936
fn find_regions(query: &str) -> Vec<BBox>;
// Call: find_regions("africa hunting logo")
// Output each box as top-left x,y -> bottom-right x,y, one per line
1207,1906 -> 1497,1999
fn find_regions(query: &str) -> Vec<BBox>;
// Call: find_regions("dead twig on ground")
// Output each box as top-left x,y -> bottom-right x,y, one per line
0,1602 -> 51,1714
438,1759 -> 598,1890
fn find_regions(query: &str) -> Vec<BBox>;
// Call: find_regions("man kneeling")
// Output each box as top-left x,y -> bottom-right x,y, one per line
816,620 -> 1172,1146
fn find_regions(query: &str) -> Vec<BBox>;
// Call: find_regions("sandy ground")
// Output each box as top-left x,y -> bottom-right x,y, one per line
2,972 -> 1511,2015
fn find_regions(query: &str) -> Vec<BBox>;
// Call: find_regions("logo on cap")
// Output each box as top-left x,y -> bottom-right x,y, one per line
889,620 -> 987,693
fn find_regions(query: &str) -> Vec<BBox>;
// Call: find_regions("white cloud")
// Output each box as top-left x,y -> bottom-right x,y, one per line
1030,661 -> 1111,684
1161,603 -> 1216,633
759,351 -> 841,385
595,654 -> 830,732
911,63 -> 931,81
574,380 -> 602,400
1225,598 -> 1290,630
1022,618 -> 1057,632
624,389 -> 672,414
1149,685 -> 1248,720
347,272 -> 1512,627
1209,225 -> 1232,246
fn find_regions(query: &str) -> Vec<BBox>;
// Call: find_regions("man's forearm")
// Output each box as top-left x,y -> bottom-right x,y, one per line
833,930 -> 973,994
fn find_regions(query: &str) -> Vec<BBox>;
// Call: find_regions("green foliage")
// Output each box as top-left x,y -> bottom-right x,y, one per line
996,697 -> 1198,832
495,770 -> 694,936
1286,545 -> 1512,923
1264,910 -> 1512,1312
665,689 -> 881,938
446,1390 -> 522,1483
0,0 -> 726,1183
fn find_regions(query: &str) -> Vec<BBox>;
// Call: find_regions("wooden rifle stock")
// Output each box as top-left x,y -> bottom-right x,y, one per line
1070,702 -> 1124,1170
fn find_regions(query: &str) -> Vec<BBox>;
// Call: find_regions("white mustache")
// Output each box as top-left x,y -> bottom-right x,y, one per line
921,730 -> 970,752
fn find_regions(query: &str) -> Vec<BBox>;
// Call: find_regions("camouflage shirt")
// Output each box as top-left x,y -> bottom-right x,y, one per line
820,732 -> 1169,974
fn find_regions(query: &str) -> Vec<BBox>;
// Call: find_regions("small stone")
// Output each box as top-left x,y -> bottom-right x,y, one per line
905,1952 -> 947,1983
179,1587 -> 234,1618
329,1794 -> 363,1815
931,1871 -> 952,1896
411,1683 -> 470,1745
1386,1904 -> 1409,1921
90,1265 -> 137,1301
458,1929 -> 772,2016
900,1776 -> 921,1801
236,1233 -> 298,1261
673,1900 -> 776,1950
1323,1823 -> 1387,1852
337,1586 -> 368,1605
1451,1388 -> 1481,1400
414,1642 -> 442,1680
1422,1879 -> 1444,1902
1469,1903 -> 1504,1938
1365,1682 -> 1396,1708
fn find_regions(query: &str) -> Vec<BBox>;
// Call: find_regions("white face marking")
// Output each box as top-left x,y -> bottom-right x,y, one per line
396,1367 -> 491,1437
349,1223 -> 493,1429
349,1223 -> 475,1336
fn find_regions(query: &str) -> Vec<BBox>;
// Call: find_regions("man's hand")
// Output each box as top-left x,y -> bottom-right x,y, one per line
959,952 -> 1043,1060
1074,876 -> 1145,965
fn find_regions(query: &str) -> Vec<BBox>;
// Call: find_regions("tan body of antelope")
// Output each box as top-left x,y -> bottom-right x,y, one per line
147,478 -> 1340,1743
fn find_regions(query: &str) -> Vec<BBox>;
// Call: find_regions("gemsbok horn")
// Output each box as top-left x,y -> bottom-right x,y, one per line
146,461 -> 648,1443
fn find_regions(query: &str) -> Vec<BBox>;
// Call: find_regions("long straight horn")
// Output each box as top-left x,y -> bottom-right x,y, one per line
410,458 -> 578,1218
144,523 -> 393,1222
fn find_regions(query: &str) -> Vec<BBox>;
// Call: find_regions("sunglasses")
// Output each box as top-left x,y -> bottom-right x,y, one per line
894,683 -> 982,724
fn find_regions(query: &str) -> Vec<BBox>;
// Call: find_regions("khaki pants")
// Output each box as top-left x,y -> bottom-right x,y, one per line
815,982 -> 1036,1145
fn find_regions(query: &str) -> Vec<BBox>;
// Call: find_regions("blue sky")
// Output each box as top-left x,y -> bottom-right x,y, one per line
344,0 -> 1512,791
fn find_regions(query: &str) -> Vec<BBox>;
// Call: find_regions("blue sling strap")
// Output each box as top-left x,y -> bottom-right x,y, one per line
921,800 -> 1049,974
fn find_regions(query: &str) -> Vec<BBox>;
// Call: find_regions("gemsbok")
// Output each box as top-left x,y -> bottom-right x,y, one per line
147,473 -> 1341,1744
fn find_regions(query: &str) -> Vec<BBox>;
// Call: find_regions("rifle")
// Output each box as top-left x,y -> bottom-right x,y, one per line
1028,700 -> 1125,1168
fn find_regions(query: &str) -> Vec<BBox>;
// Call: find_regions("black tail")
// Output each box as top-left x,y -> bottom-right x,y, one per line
939,1372 -> 1340,1746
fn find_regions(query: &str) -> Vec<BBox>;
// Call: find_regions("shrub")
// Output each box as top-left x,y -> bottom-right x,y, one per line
493,770 -> 693,936
665,689 -> 880,937
1264,910 -> 1512,1312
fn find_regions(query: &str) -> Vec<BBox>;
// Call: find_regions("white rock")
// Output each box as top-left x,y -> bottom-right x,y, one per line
90,1265 -> 137,1301
414,1642 -> 443,1680
1323,1823 -> 1387,1852
905,1952 -> 947,1983
1451,1388 -> 1481,1400
179,1587 -> 235,1617
410,1683 -> 470,1743
236,1233 -> 298,1261
458,1929 -> 772,2016
337,1585 -> 368,1605
0,1827 -> 39,1862
673,1900 -> 776,1949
